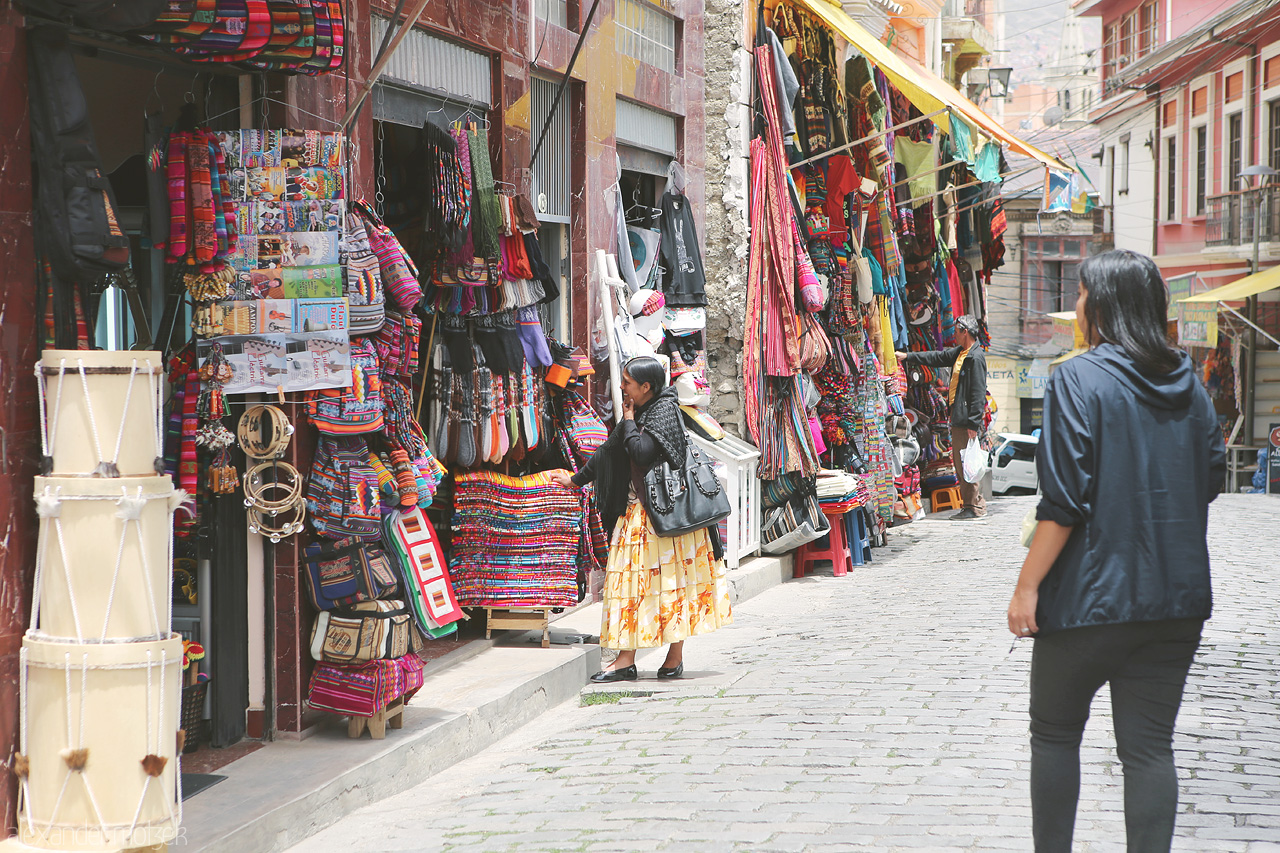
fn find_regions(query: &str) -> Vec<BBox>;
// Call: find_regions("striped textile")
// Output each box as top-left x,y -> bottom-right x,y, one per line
448,471 -> 583,608
307,653 -> 424,718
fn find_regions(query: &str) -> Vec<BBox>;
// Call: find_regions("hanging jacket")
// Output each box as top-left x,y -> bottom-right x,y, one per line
658,191 -> 708,307
1033,344 -> 1226,635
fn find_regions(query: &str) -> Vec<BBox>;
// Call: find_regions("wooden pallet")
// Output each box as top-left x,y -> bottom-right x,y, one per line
483,607 -> 553,648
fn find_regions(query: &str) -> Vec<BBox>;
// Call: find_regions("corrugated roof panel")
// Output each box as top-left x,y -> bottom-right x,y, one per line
616,99 -> 677,155
371,16 -> 491,107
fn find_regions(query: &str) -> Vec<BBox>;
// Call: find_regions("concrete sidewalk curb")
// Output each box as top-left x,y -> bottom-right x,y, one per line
183,552 -> 792,853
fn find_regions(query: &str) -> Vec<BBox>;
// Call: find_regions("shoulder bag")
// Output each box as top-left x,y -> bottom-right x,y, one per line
639,436 -> 731,538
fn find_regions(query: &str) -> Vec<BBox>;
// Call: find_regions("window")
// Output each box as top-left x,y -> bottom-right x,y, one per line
1269,101 -> 1280,171
1103,25 -> 1117,79
535,0 -> 568,29
1107,145 -> 1116,206
1118,16 -> 1133,68
1195,125 -> 1208,215
1162,101 -> 1177,127
1118,136 -> 1130,194
1192,87 -> 1207,117
1021,237 -> 1088,343
1166,137 -> 1177,220
1139,1 -> 1157,53
1226,72 -> 1245,103
1267,55 -> 1280,89
1228,112 -> 1244,190
614,0 -> 677,73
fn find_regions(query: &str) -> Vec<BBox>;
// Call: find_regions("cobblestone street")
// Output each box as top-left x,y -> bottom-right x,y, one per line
288,495 -> 1280,853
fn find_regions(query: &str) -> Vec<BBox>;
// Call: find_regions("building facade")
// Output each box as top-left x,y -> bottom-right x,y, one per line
0,0 -> 708,824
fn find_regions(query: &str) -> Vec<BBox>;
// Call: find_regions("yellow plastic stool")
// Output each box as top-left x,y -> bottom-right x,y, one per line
931,486 -> 963,513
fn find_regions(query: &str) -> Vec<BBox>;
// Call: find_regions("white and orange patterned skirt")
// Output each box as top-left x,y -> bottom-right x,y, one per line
599,501 -> 733,651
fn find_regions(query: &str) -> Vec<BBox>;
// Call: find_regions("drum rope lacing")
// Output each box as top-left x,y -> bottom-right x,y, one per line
36,358 -> 165,477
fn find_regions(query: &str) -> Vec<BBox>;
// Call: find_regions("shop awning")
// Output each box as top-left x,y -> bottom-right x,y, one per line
1178,265 -> 1280,303
791,0 -> 1069,172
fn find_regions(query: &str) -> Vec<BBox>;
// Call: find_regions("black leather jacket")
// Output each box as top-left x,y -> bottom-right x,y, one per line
1033,344 -> 1227,635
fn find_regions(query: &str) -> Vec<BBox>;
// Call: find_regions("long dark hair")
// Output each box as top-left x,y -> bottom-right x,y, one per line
623,356 -> 667,395
1078,250 -> 1181,374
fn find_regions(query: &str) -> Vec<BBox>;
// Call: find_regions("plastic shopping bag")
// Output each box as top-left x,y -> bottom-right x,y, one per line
961,437 -> 987,484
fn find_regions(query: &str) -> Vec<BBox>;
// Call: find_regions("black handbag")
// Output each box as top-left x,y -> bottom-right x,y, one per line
640,439 -> 732,538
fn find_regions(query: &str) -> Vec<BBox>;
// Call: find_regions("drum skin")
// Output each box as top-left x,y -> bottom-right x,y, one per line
40,350 -> 165,479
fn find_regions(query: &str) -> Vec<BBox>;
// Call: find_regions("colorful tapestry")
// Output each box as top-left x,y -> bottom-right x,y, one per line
448,471 -> 584,608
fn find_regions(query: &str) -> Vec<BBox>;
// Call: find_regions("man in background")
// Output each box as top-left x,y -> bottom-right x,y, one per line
897,314 -> 988,520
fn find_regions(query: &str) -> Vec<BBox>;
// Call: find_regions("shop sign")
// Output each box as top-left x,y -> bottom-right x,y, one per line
1269,423 -> 1280,495
1049,312 -> 1085,350
1016,359 -> 1052,399
1166,273 -> 1199,320
1178,302 -> 1219,348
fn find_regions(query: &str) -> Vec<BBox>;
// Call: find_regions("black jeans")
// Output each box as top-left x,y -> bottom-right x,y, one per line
1029,618 -> 1203,853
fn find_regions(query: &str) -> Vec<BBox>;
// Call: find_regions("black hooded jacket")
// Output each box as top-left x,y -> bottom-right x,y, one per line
1034,344 -> 1227,635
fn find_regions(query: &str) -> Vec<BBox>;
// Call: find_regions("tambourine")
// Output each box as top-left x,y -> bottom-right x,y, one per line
237,404 -> 294,459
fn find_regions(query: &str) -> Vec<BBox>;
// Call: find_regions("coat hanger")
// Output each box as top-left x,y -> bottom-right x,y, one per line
625,183 -> 660,223
145,69 -> 166,119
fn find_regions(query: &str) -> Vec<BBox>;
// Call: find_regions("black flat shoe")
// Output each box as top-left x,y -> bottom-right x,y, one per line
590,664 -> 638,683
656,662 -> 684,679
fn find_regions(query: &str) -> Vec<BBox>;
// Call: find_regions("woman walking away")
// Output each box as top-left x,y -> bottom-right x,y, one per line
1007,250 -> 1226,852
551,357 -> 732,682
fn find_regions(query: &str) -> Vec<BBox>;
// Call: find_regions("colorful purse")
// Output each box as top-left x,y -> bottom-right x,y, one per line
300,536 -> 399,610
561,389 -> 608,464
306,436 -> 383,540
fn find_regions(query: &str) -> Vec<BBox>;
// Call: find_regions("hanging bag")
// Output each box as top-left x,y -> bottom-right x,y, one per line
300,536 -> 399,610
310,600 -> 414,664
639,437 -> 732,537
561,389 -> 608,464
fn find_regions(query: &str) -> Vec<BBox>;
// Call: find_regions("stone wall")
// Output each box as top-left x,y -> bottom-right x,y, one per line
701,0 -> 751,437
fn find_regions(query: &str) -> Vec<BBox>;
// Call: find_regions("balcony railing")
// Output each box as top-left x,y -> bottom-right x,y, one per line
1205,187 -> 1280,248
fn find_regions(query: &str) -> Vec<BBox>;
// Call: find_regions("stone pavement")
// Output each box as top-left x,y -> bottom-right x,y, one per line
285,495 -> 1280,853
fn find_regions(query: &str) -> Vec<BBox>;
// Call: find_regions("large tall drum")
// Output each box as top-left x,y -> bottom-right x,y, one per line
37,350 -> 165,479
32,477 -> 180,643
17,636 -> 183,851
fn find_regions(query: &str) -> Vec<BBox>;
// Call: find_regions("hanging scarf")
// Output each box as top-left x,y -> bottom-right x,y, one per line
468,127 -> 500,259
947,345 -> 971,406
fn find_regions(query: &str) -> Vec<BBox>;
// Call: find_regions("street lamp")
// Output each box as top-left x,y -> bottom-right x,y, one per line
1239,163 -> 1279,447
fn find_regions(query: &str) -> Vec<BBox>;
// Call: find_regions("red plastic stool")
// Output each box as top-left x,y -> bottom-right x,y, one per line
795,511 -> 854,578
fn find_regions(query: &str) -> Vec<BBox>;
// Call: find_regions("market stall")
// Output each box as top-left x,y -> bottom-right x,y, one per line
746,0 -> 1066,554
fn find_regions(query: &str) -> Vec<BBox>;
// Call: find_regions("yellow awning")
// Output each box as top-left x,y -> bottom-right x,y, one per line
1178,265 -> 1280,303
1051,347 -> 1088,365
792,0 -> 1070,172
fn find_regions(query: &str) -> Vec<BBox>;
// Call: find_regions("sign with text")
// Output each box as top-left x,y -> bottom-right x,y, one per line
1178,302 -> 1219,348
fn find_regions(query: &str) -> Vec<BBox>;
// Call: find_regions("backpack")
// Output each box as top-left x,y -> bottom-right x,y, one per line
307,337 -> 384,434
301,536 -> 399,610
306,435 -> 383,540
310,600 -> 414,665
26,27 -> 131,281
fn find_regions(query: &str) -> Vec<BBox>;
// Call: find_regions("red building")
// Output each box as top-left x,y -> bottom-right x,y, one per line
0,0 -> 706,824
1080,0 -> 1280,451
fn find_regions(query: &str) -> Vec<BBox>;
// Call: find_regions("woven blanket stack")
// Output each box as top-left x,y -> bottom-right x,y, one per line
448,471 -> 583,608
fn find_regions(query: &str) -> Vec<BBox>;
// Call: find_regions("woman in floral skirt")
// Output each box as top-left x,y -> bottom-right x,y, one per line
551,356 -> 732,682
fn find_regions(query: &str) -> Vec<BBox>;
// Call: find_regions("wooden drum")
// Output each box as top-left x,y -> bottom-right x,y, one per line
17,635 -> 183,851
32,476 -> 179,643
38,350 -> 165,479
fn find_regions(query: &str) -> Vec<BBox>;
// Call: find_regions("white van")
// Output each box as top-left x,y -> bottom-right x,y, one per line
990,433 -> 1039,494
